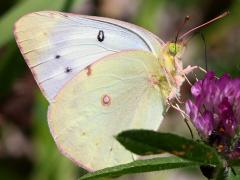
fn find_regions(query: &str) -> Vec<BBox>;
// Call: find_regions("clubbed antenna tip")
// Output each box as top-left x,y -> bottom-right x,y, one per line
179,11 -> 230,40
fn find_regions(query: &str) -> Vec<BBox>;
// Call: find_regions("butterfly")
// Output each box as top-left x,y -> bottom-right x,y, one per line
14,11 -> 195,171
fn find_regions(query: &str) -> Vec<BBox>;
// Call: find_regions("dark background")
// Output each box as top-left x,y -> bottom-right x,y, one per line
0,0 -> 239,179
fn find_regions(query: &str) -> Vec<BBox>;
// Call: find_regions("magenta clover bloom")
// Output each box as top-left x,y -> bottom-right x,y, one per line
185,71 -> 240,159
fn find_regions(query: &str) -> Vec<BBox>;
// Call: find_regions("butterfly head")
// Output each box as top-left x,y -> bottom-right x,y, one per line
163,42 -> 184,68
161,42 -> 185,75
168,43 -> 183,55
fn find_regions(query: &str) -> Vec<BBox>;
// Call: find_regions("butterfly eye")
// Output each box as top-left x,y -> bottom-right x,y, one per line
97,30 -> 105,42
168,43 -> 179,56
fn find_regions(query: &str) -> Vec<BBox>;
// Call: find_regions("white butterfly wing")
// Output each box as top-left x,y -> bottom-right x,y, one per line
14,11 -> 164,101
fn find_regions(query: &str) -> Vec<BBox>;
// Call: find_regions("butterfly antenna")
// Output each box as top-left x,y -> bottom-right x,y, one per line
174,16 -> 190,53
179,11 -> 229,41
200,32 -> 208,70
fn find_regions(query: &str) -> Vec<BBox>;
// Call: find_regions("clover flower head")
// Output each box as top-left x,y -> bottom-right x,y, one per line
186,71 -> 240,158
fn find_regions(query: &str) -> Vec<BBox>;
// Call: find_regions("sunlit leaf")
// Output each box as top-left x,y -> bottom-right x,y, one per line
116,130 -> 222,165
79,157 -> 198,180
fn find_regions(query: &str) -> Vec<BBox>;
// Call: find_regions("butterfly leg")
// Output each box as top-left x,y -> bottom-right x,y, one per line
183,73 -> 193,86
182,65 -> 198,75
181,65 -> 208,84
166,97 -> 194,138
166,98 -> 189,118
174,94 -> 184,104
191,71 -> 199,81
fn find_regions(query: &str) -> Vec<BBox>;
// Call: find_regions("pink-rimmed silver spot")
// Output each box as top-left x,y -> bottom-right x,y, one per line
101,95 -> 111,106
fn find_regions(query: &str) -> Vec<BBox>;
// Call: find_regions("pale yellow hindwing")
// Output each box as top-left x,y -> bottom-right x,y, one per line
48,50 -> 166,171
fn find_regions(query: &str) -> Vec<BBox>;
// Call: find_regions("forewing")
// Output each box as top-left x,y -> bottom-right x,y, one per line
48,50 -> 165,171
14,11 -> 164,101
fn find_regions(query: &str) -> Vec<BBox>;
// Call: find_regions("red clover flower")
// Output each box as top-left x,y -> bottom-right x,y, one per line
186,71 -> 240,159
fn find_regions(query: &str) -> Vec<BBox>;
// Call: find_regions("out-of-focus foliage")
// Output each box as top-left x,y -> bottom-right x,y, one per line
0,0 -> 239,180
0,0 -> 85,180
0,0 -> 65,47
31,93 -> 77,180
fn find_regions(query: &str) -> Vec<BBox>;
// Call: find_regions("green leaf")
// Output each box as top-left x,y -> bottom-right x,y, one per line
0,0 -> 67,47
228,167 -> 240,180
79,157 -> 198,180
229,159 -> 240,167
215,167 -> 229,180
229,175 -> 240,180
116,130 -> 222,166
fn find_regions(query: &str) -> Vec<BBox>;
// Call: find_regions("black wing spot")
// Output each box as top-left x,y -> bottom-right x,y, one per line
55,55 -> 61,59
97,30 -> 104,42
65,67 -> 72,73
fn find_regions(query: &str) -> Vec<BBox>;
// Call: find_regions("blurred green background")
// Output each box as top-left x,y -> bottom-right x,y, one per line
0,0 -> 239,180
